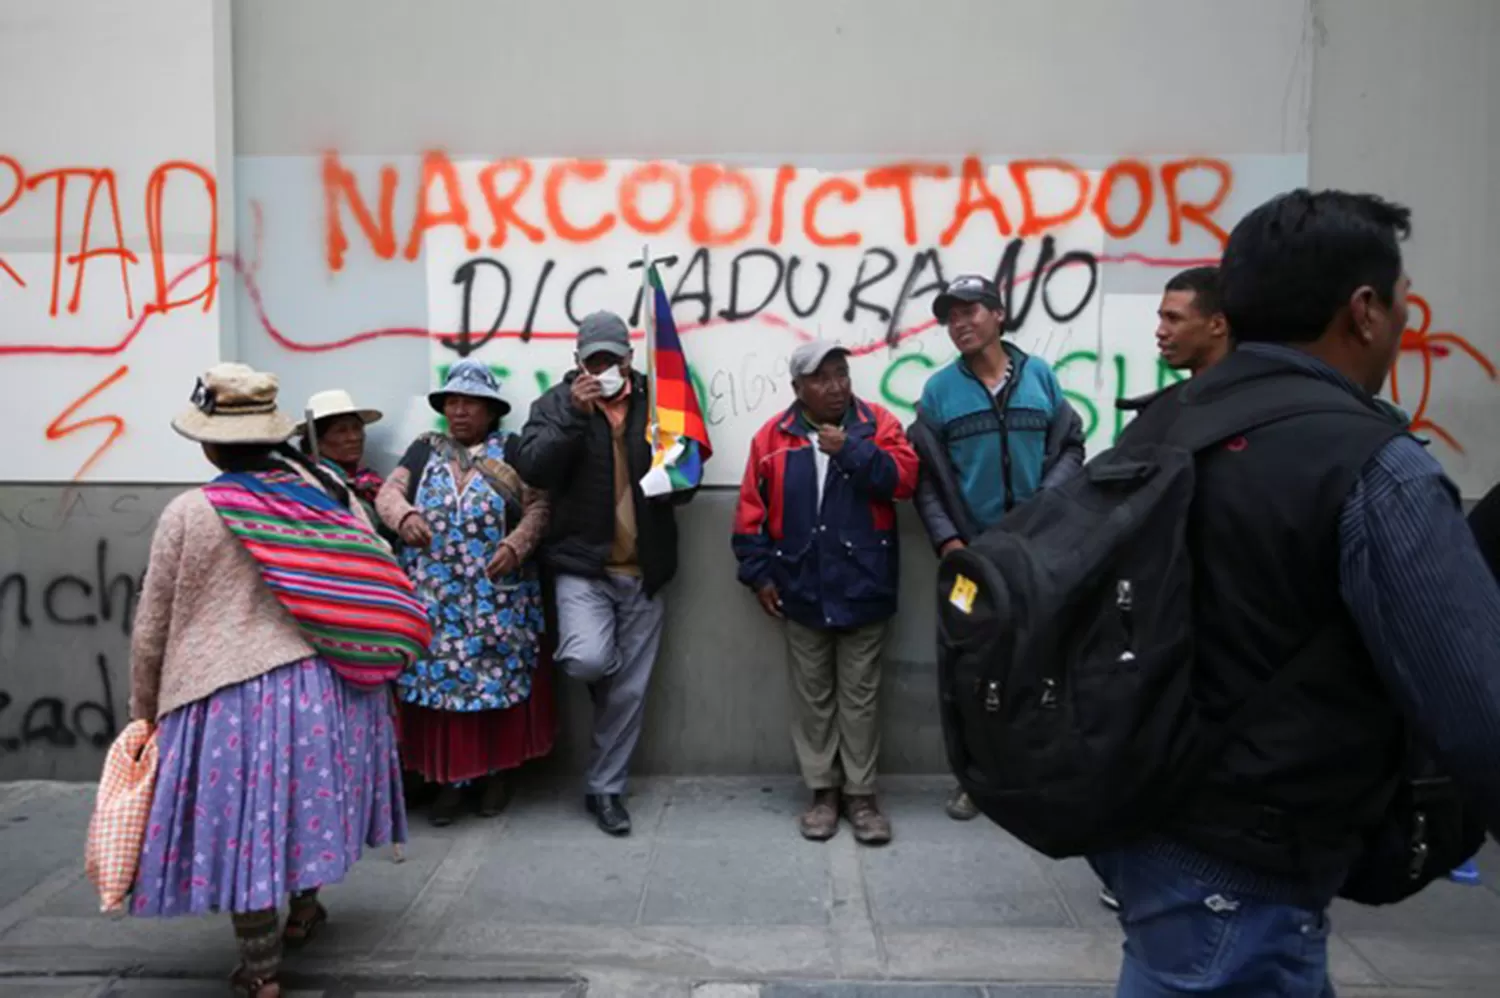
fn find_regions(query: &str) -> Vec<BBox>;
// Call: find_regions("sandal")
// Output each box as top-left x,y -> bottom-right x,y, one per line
230,965 -> 281,997
281,899 -> 328,949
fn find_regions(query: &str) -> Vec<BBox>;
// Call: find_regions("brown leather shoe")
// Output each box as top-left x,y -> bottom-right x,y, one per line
798,789 -> 840,841
844,794 -> 892,846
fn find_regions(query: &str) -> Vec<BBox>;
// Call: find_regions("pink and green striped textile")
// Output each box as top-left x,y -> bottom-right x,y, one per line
202,470 -> 432,687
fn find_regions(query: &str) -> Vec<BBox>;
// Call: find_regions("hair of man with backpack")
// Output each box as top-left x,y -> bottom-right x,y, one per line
935,189 -> 1500,996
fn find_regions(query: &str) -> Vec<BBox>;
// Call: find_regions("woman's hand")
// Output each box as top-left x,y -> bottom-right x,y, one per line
487,544 -> 520,581
399,512 -> 433,548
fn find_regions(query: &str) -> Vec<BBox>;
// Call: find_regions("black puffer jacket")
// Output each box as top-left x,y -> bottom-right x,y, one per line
509,370 -> 690,596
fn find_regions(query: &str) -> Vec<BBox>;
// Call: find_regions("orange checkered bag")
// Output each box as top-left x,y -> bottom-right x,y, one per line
85,720 -> 158,913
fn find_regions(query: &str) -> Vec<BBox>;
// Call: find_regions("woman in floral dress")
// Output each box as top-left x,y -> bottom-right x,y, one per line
376,360 -> 555,825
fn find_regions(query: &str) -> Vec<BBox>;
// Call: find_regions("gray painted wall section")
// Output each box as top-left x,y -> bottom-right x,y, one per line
229,0 -> 1314,158
0,486 -> 944,782
0,488 -> 168,781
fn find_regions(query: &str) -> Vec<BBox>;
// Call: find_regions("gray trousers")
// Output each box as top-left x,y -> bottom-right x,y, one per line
554,572 -> 665,795
783,619 -> 889,796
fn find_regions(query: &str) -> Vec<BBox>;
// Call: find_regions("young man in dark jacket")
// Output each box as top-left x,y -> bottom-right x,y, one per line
1155,265 -> 1231,376
908,275 -> 1085,820
732,341 -> 919,845
510,310 -> 693,837
1091,190 -> 1500,995
1117,266 -> 1233,422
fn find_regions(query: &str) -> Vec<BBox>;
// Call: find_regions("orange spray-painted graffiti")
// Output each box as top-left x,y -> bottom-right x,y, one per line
0,155 -> 216,480
319,151 -> 1240,272
44,365 -> 131,482
5,150 -> 1495,482
0,157 -> 218,320
1390,293 -> 1497,453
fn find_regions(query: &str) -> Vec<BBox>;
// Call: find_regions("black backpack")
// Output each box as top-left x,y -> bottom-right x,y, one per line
934,388 -> 1484,902
1339,743 -> 1486,905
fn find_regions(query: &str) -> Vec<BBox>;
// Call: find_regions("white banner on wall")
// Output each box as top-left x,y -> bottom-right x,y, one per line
418,154 -> 1305,485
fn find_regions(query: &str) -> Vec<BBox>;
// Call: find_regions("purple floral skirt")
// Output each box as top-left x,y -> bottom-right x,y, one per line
130,657 -> 408,918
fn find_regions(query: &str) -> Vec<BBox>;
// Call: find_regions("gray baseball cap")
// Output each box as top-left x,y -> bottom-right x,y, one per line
577,311 -> 632,360
789,340 -> 851,378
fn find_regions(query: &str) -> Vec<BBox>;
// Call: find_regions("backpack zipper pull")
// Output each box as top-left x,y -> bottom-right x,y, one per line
1409,812 -> 1430,880
1116,579 -> 1137,663
1040,677 -> 1059,709
983,680 -> 1002,713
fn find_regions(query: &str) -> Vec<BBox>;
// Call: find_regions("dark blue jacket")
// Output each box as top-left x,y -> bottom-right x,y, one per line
731,399 -> 919,630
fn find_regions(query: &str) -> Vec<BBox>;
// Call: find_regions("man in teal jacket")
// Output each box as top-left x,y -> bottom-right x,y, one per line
908,274 -> 1085,820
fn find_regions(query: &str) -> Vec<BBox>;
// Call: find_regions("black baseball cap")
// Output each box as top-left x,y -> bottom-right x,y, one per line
932,274 -> 1002,323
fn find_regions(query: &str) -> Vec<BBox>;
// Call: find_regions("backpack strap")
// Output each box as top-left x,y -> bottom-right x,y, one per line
1165,378 -> 1393,456
403,438 -> 434,505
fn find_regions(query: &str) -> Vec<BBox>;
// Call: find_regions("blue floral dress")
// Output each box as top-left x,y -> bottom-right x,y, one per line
396,433 -> 545,713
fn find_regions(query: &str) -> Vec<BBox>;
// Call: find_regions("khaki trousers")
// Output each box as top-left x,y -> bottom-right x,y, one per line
783,619 -> 889,796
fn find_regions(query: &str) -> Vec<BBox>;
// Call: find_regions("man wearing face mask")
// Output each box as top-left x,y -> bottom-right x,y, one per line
511,310 -> 692,836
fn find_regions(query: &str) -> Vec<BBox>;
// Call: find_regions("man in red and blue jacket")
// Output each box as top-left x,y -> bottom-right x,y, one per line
732,340 -> 919,847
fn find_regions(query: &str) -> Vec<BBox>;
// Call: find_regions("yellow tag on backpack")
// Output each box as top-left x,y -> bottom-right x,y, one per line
949,574 -> 978,614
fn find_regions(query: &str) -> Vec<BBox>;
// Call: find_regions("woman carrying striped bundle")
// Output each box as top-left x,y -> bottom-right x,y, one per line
125,363 -> 430,998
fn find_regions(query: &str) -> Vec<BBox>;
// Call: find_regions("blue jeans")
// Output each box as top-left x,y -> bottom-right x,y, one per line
1090,848 -> 1336,996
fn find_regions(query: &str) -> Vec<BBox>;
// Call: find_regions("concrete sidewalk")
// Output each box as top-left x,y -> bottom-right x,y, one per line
0,778 -> 1496,997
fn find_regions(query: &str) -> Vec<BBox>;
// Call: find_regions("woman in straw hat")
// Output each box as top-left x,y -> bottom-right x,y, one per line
126,363 -> 426,997
376,359 -> 555,826
296,389 -> 390,541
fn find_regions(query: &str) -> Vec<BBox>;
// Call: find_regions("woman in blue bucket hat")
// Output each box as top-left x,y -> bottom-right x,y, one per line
376,360 -> 555,826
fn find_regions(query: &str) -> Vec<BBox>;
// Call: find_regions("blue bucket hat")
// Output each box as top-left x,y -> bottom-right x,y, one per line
429,359 -> 511,416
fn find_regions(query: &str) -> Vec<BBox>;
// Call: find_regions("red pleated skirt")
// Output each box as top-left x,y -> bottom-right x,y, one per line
396,660 -> 557,784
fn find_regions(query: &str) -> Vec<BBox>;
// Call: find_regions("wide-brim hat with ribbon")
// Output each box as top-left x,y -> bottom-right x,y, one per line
295,389 -> 383,437
171,363 -> 298,445
428,359 -> 511,416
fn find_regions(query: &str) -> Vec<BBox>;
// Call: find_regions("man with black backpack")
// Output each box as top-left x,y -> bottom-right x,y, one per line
935,189 -> 1500,995
908,274 -> 1085,822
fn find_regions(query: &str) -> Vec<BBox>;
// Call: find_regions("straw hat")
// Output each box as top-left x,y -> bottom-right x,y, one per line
171,363 -> 298,445
295,389 -> 383,437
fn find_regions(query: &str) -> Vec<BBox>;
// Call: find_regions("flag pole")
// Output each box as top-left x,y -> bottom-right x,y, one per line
641,243 -> 660,450
304,408 -> 320,461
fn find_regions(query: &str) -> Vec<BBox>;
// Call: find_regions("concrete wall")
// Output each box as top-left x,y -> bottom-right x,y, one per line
2,0 -> 1496,781
1308,0 -> 1500,483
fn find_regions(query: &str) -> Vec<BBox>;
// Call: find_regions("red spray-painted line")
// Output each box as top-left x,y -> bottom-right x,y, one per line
0,251 -> 1217,359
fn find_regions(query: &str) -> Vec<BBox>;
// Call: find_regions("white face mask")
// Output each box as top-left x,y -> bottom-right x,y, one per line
595,366 -> 626,398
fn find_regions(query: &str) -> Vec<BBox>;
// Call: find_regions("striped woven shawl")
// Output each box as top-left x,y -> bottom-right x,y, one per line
202,469 -> 432,687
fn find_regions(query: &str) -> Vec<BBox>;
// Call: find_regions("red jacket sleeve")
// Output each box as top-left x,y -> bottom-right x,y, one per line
873,404 -> 920,501
731,422 -> 776,587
